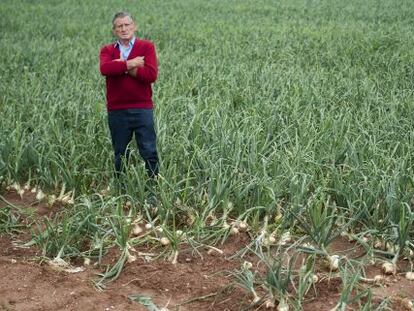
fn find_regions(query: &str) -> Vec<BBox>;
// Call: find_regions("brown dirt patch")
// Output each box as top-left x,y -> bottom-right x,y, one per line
1,192 -> 413,310
1,190 -> 63,218
0,233 -> 252,311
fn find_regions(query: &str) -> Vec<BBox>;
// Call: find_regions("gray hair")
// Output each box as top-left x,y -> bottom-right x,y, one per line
112,12 -> 134,28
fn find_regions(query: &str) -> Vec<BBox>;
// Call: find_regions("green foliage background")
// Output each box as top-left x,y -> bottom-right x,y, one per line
1,0 -> 414,217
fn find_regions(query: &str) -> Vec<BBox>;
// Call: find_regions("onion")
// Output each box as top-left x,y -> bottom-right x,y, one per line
374,240 -> 384,249
230,227 -> 239,235
252,293 -> 261,303
11,182 -> 21,192
243,261 -> 253,270
48,194 -> 57,205
160,237 -> 170,246
373,275 -> 385,284
36,189 -> 46,201
59,192 -> 73,204
145,223 -> 153,230
206,246 -> 223,255
328,255 -> 340,271
279,231 -> 292,245
83,258 -> 91,266
310,274 -> 319,283
360,275 -> 385,284
268,235 -> 276,244
132,224 -> 143,236
17,188 -> 25,197
405,272 -> 414,281
277,298 -> 289,311
402,298 -> 413,310
127,254 -> 137,263
381,262 -> 396,275
238,221 -> 248,231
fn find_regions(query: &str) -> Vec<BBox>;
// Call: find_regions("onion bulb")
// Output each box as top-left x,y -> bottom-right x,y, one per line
382,262 -> 396,275
47,194 -> 57,206
328,255 -> 340,271
243,261 -> 253,270
277,298 -> 289,311
127,254 -> 137,263
132,224 -> 143,236
36,189 -> 46,201
310,274 -> 319,283
374,275 -> 385,284
160,237 -> 170,246
279,231 -> 292,245
238,221 -> 248,231
405,272 -> 414,281
402,298 -> 413,310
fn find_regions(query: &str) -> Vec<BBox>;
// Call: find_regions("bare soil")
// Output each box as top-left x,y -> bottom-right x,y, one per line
1,191 -> 413,310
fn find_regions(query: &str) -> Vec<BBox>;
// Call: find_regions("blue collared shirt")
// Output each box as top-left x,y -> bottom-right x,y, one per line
116,37 -> 136,60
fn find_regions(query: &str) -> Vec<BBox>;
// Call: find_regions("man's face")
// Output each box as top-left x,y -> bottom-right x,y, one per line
113,16 -> 136,42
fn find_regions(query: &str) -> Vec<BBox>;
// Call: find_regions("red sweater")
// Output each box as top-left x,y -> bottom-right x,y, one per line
99,38 -> 158,111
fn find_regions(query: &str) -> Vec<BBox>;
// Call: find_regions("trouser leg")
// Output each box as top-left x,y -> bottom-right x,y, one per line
132,109 -> 159,178
108,110 -> 133,178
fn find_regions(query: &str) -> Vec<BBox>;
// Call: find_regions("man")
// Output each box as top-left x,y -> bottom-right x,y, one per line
99,12 -> 159,182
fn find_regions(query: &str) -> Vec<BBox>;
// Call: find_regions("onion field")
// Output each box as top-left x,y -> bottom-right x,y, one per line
1,0 -> 414,310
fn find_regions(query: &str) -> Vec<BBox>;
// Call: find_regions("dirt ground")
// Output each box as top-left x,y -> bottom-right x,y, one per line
1,191 -> 413,311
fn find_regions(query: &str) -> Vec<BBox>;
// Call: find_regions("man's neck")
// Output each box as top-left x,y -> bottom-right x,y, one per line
118,36 -> 135,47
119,39 -> 130,47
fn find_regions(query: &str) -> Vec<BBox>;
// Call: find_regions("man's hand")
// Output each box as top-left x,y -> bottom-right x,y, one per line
126,56 -> 145,70
128,68 -> 137,77
113,56 -> 144,77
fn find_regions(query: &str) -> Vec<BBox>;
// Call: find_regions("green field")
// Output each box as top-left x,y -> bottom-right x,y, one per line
1,0 -> 414,309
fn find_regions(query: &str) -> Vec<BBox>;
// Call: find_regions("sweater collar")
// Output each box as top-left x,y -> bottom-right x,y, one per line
114,36 -> 136,48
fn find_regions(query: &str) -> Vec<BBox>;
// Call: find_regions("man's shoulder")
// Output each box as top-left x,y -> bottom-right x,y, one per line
135,39 -> 155,48
100,42 -> 117,51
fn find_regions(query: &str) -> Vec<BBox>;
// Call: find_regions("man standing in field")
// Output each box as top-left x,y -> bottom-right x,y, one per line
99,12 -> 159,184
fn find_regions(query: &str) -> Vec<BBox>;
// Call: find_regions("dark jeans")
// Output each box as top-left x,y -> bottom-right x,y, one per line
108,109 -> 159,178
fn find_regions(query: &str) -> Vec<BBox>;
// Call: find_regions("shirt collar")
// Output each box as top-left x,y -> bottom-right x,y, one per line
114,36 -> 136,48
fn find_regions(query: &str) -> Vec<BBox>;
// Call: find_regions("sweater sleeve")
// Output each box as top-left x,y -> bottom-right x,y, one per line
135,42 -> 158,83
99,45 -> 127,76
